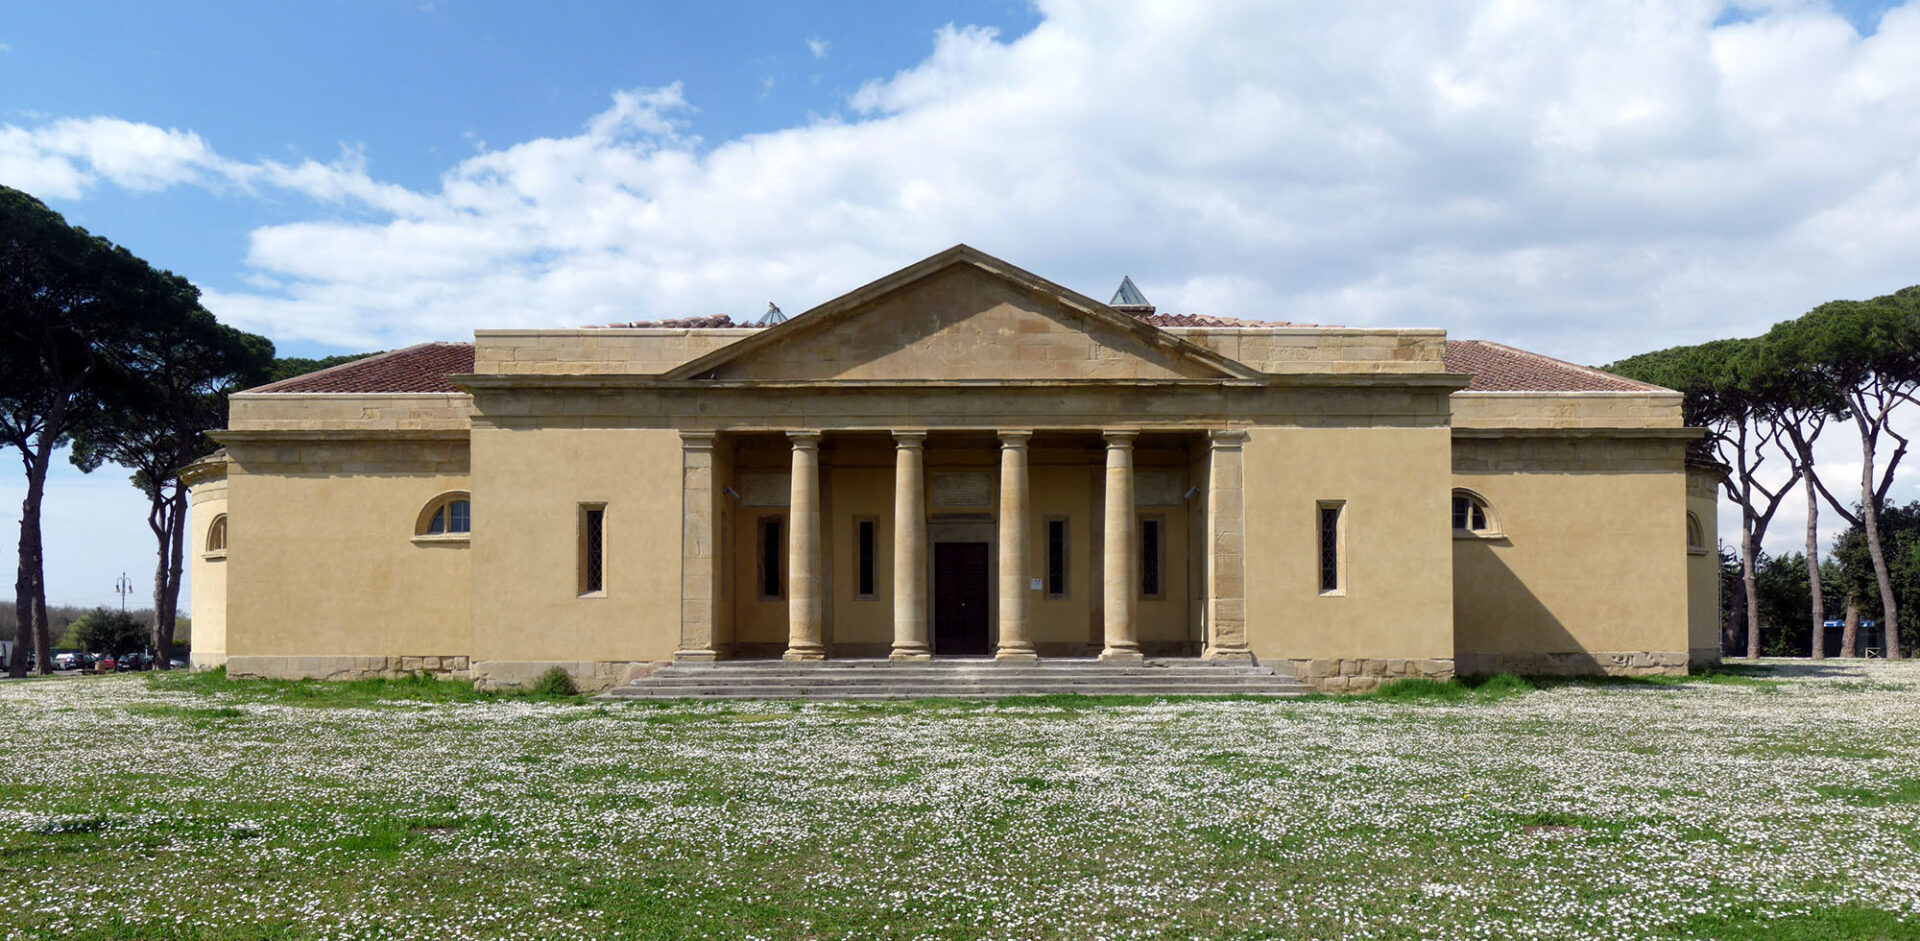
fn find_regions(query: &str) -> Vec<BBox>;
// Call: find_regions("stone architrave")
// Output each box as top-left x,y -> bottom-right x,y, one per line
784,431 -> 826,660
891,432 -> 931,660
1101,431 -> 1143,661
996,431 -> 1039,660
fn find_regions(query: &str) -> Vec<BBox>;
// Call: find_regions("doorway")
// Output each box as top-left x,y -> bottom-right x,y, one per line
933,541 -> 990,655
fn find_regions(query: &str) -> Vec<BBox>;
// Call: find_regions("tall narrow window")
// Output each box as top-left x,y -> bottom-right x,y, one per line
759,516 -> 784,600
1140,515 -> 1164,599
1318,502 -> 1344,594
856,518 -> 877,599
581,505 -> 605,595
1046,517 -> 1069,598
205,514 -> 228,558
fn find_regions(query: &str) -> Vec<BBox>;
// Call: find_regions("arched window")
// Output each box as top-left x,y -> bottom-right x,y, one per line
205,514 -> 228,555
416,492 -> 472,537
1451,490 -> 1497,536
1686,512 -> 1706,554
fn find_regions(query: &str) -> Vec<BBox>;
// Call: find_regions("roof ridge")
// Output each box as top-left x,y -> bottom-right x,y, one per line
1453,339 -> 1664,392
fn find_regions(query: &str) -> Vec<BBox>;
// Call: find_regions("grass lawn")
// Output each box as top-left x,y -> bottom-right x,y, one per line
2,660 -> 1918,940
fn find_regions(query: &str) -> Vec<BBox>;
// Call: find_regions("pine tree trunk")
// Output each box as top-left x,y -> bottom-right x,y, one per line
1742,529 -> 1762,659
1858,434 -> 1903,659
149,488 -> 187,669
1805,472 -> 1825,659
10,434 -> 53,677
1842,603 -> 1860,658
32,589 -> 49,675
1726,571 -> 1747,656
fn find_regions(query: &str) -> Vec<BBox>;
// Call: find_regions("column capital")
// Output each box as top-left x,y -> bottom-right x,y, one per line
892,430 -> 928,449
1208,429 -> 1248,449
680,431 -> 717,451
1103,430 -> 1138,448
787,430 -> 822,450
998,429 -> 1033,448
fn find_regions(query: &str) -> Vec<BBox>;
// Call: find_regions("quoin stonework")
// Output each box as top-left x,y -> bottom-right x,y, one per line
184,246 -> 1722,692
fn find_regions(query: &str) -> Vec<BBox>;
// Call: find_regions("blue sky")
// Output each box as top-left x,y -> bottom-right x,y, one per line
5,0 -> 1920,606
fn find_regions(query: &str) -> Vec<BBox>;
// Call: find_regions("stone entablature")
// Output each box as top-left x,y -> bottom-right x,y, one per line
1171,327 -> 1447,375
227,392 -> 473,432
474,328 -> 752,376
1450,391 -> 1685,430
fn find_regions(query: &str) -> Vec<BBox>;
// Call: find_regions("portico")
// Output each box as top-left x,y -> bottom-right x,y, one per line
675,426 -> 1248,663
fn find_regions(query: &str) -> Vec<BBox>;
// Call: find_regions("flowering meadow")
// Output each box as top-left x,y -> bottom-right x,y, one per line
2,661 -> 1918,941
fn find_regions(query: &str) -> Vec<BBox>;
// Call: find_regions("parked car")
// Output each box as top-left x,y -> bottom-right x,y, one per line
96,655 -> 117,673
53,653 -> 82,671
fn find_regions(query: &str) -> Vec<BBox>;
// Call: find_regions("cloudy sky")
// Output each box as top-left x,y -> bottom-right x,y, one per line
4,0 -> 1920,607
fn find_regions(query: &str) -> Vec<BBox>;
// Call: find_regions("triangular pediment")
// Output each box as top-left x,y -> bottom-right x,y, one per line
667,246 -> 1258,383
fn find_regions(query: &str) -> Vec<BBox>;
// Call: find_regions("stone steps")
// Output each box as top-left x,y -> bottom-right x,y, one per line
599,658 -> 1309,701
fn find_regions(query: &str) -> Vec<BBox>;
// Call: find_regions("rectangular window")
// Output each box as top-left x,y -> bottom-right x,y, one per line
1046,517 -> 1069,598
758,516 -> 784,601
1318,501 -> 1344,594
580,505 -> 606,595
856,517 -> 877,599
1140,515 -> 1164,599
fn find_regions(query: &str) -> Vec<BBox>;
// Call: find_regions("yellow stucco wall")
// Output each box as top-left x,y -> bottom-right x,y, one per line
188,474 -> 228,668
1451,436 -> 1692,670
468,427 -> 683,663
1242,427 -> 1455,661
225,459 -> 472,659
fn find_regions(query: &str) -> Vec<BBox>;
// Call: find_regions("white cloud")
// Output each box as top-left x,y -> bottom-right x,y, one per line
807,36 -> 830,59
10,0 -> 1920,561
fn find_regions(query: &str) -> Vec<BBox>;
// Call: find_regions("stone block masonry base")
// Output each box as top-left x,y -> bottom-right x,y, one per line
1453,650 -> 1692,679
226,655 -> 472,682
222,656 -> 666,693
1286,658 -> 1455,693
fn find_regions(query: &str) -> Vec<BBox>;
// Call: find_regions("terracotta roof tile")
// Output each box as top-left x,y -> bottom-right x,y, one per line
1444,340 -> 1662,393
594,315 -> 764,329
1121,310 -> 1324,328
250,343 -> 475,394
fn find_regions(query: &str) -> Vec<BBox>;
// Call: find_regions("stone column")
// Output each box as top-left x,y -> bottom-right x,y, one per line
890,431 -> 931,661
996,430 -> 1039,661
1101,431 -> 1143,661
675,432 -> 719,661
784,431 -> 826,661
1204,430 -> 1254,661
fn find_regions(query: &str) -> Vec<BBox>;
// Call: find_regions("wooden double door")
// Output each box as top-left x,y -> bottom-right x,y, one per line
932,541 -> 990,656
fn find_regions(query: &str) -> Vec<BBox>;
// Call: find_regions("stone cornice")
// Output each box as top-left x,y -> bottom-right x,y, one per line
211,429 -> 472,445
451,373 -> 1474,393
1450,427 -> 1705,440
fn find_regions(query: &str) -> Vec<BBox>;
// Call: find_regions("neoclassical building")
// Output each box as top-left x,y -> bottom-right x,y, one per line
186,246 -> 1721,692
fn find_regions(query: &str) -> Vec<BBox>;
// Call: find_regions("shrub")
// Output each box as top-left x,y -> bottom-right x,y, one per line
64,608 -> 147,656
531,667 -> 578,698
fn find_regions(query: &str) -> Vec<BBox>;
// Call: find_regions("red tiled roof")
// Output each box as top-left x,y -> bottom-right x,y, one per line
594,315 -> 764,329
1444,340 -> 1662,393
249,343 -> 476,394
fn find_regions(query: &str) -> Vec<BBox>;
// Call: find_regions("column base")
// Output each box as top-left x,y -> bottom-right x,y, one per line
673,648 -> 720,663
888,645 -> 932,662
1203,646 -> 1255,662
994,644 -> 1040,662
782,645 -> 827,661
1099,646 -> 1145,662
